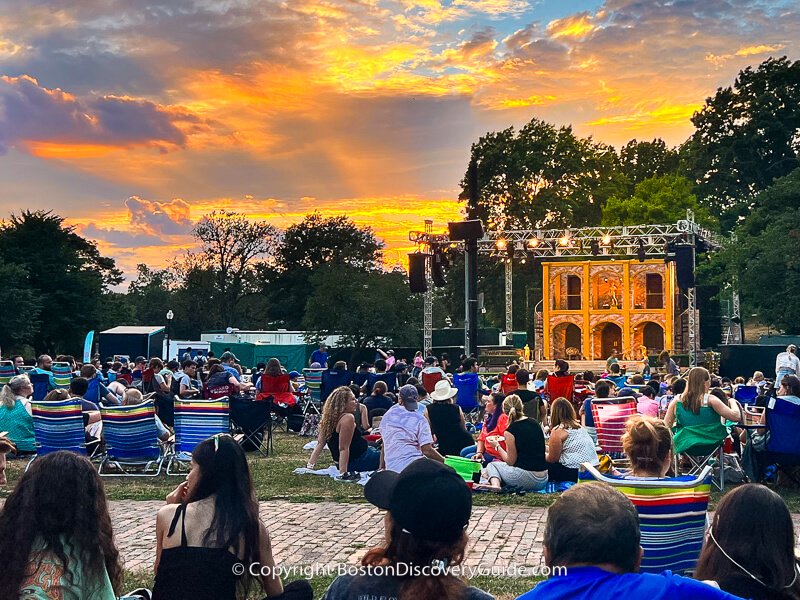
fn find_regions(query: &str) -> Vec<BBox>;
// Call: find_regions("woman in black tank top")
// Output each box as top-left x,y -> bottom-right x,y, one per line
153,434 -> 312,600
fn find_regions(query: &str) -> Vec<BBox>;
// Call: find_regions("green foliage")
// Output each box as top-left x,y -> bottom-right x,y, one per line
461,118 -> 625,229
0,263 -> 41,353
618,139 -> 680,194
683,56 -> 800,229
601,174 -> 715,227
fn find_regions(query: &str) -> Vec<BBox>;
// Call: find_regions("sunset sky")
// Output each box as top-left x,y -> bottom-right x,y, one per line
1,0 -> 798,281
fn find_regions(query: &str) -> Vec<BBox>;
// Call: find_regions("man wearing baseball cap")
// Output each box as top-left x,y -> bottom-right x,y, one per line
322,459 -> 493,600
219,351 -> 241,381
379,384 -> 444,472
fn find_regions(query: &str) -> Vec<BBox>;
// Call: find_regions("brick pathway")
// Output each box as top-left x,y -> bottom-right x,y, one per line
112,501 -> 548,573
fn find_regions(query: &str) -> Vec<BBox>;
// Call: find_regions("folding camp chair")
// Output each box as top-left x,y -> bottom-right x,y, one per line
673,413 -> 730,491
321,369 -> 354,402
499,373 -> 518,395
51,362 -> 73,388
0,361 -> 14,386
27,399 -> 87,470
733,385 -> 758,405
302,369 -> 324,403
421,370 -> 445,394
591,397 -> 638,467
545,375 -> 576,408
230,395 -> 273,456
167,397 -> 230,474
750,395 -> 800,485
581,463 -> 712,575
453,372 -> 482,426
367,372 -> 398,393
29,373 -> 51,401
98,400 -> 167,476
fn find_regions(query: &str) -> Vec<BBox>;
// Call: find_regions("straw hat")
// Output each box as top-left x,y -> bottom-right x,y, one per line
430,379 -> 458,401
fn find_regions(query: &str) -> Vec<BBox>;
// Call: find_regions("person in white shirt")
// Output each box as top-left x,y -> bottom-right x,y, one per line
775,345 -> 800,389
379,385 -> 444,472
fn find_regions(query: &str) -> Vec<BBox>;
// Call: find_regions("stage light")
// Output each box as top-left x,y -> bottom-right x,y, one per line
449,242 -> 457,249
559,235 -> 570,247
496,238 -> 507,250
601,233 -> 612,246
528,238 -> 540,248
520,257 -> 527,264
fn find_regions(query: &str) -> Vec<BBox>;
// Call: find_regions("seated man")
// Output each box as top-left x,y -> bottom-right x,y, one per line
29,354 -> 57,391
379,385 -> 444,472
518,483 -> 742,599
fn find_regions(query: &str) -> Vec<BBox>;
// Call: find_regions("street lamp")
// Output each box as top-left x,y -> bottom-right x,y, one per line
165,310 -> 174,360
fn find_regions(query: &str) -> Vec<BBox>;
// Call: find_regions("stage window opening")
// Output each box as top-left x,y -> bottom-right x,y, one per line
642,322 -> 665,353
566,275 -> 581,310
646,273 -> 664,309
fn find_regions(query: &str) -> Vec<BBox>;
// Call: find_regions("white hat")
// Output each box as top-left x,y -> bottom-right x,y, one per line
430,379 -> 458,401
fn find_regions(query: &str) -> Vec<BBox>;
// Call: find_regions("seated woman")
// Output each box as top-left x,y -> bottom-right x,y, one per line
204,364 -> 252,398
546,397 -> 599,483
306,387 -> 380,476
483,395 -> 548,492
0,374 -> 36,454
0,451 -> 123,598
154,434 -> 312,600
425,380 -> 474,457
694,484 -> 800,599
619,415 -> 673,478
461,392 -> 508,463
363,381 -> 393,414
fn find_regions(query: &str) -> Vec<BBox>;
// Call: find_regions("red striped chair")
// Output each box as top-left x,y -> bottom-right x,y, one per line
591,396 -> 638,465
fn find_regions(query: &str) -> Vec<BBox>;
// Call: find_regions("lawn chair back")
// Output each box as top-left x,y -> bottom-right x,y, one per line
581,463 -> 712,575
29,373 -> 51,401
421,370 -> 445,393
766,395 -> 800,455
258,374 -> 295,406
367,372 -> 397,393
30,399 -> 86,456
607,375 -> 627,389
302,369 -> 324,403
546,375 -> 575,406
100,400 -> 162,463
453,372 -> 480,412
500,373 -> 518,395
173,397 -> 230,456
734,385 -> 758,405
0,361 -> 14,386
591,397 -> 637,454
51,362 -> 73,388
321,369 -> 353,402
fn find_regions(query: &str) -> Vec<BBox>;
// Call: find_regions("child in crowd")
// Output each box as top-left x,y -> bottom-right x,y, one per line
532,369 -> 549,393
636,384 -> 660,418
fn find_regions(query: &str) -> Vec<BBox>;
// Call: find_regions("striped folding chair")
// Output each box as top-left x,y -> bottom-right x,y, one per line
27,399 -> 87,470
167,397 -> 229,475
98,400 -> 166,476
17,365 -> 34,375
581,463 -> 712,575
51,362 -> 74,388
302,369 -> 324,404
0,361 -> 15,386
591,397 -> 638,466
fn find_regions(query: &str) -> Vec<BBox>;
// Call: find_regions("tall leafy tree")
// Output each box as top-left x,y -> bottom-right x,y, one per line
460,118 -> 625,229
682,57 -> 800,229
618,139 -> 680,194
0,210 -> 121,354
0,263 -> 41,354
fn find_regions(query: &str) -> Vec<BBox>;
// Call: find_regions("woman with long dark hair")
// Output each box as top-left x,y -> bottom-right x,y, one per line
0,451 -> 123,599
153,434 -> 311,600
323,459 -> 493,600
694,484 -> 800,599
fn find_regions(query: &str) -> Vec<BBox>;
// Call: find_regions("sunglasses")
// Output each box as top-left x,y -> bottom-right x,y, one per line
212,433 -> 233,452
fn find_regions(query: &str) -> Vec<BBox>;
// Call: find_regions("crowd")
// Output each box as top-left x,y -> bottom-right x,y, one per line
3,344 -> 800,599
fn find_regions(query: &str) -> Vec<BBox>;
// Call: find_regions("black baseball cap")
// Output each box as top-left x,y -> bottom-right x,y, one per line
364,459 -> 471,543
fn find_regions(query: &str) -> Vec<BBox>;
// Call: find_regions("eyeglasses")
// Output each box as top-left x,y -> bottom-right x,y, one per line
212,433 -> 233,452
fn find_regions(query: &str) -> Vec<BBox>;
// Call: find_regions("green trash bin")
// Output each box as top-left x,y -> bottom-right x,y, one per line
445,455 -> 481,483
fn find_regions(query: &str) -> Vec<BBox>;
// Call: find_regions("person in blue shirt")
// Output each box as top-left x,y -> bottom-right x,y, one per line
29,354 -> 57,391
219,351 -> 242,381
517,482 -> 743,600
309,344 -> 329,368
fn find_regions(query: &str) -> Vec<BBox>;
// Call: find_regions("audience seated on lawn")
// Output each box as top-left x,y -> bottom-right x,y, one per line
515,369 -> 544,421
462,392 -> 507,463
0,374 -> 35,454
364,380 -> 393,413
546,397 -> 598,483
380,385 -> 444,472
0,451 -> 124,598
695,484 -> 800,599
307,387 -> 380,477
205,364 -> 252,398
323,459 -> 494,600
172,359 -> 200,398
80,364 -> 120,406
154,434 -> 312,600
636,384 -> 660,417
664,367 -> 742,437
619,416 -> 673,478
425,379 -> 473,457
517,482 -> 742,599
123,388 -> 171,442
0,434 -> 15,485
483,394 -> 548,492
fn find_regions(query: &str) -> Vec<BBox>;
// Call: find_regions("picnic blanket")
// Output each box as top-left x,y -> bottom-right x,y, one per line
293,465 -> 373,485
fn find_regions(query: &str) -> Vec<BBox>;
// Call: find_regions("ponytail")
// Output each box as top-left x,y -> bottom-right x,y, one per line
1,375 -> 30,409
503,394 -> 524,423
0,384 -> 15,409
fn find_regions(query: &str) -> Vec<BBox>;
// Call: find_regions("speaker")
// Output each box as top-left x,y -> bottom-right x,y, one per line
448,220 -> 484,241
408,253 -> 428,293
431,250 -> 447,287
674,245 -> 695,289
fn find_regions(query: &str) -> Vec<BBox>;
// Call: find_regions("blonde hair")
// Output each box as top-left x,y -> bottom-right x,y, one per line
753,371 -> 764,382
123,388 -> 144,406
318,387 -> 355,442
1,375 -> 30,408
549,397 -> 580,430
682,367 -> 710,415
622,416 -> 672,474
502,394 -> 525,423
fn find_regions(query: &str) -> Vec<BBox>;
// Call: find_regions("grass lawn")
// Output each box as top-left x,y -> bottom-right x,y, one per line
123,569 -> 542,599
5,430 -> 800,512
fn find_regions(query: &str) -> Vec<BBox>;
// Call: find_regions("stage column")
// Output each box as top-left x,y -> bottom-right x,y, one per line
582,261 -> 591,360
665,262 -> 674,352
623,261 -> 631,359
543,263 -> 551,360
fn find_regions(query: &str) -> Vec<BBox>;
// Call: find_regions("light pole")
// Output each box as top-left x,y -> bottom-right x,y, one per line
166,309 -> 174,360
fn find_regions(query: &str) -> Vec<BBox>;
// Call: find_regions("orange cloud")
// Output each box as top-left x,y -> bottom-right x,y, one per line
547,13 -> 596,39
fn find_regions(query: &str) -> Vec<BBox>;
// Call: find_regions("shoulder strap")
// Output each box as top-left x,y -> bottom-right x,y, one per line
167,504 -> 189,547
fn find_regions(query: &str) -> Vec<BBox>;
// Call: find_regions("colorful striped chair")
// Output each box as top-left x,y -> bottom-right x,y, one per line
167,397 -> 229,475
580,462 -> 712,575
0,361 -> 15,386
51,362 -> 74,388
98,400 -> 166,476
302,369 -> 325,404
591,397 -> 638,465
27,399 -> 87,470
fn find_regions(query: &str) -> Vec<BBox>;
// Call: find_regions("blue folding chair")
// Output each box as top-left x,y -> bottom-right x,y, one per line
453,372 -> 481,413
367,372 -> 397,393
98,400 -> 167,476
352,372 -> 369,388
29,373 -> 51,401
0,361 -> 14,386
167,397 -> 229,475
734,385 -> 759,405
27,399 -> 87,470
321,369 -> 353,402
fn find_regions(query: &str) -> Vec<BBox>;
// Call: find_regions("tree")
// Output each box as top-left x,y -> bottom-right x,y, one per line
0,263 -> 41,354
618,139 -> 680,194
601,175 -> 715,227
460,118 -> 626,230
265,213 -> 384,328
0,210 -> 122,353
127,264 -> 178,327
682,57 -> 800,229
303,265 -> 420,362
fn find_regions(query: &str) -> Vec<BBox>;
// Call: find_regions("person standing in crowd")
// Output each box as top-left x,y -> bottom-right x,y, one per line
379,384 -> 444,472
0,451 -> 123,598
181,347 -> 193,362
606,350 -> 619,371
309,344 -> 329,369
412,351 -> 424,377
659,350 -> 681,376
774,344 -> 800,390
0,375 -> 35,454
517,483 -> 742,599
